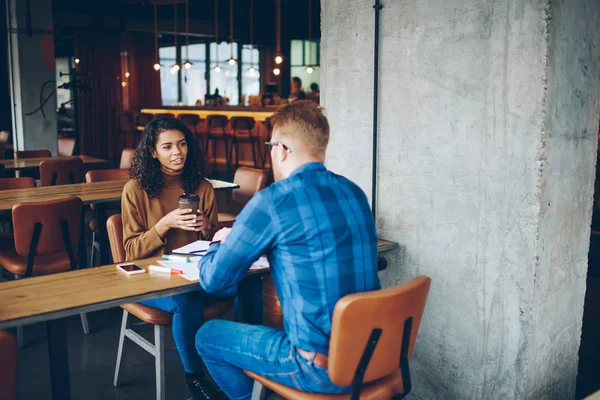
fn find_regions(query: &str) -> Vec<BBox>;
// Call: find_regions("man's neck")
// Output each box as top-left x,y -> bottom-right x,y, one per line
281,158 -> 324,180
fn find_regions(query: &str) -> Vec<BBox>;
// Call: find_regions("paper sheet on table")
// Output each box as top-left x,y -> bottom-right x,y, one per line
172,240 -> 211,255
156,256 -> 270,281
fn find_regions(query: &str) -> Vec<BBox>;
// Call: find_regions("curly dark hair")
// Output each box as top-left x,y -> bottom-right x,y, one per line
129,117 -> 208,198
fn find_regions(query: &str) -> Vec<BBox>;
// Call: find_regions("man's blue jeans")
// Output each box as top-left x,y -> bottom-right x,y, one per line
195,320 -> 349,400
141,292 -> 205,373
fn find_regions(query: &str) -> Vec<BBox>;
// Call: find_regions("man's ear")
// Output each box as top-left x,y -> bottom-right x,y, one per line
278,145 -> 289,163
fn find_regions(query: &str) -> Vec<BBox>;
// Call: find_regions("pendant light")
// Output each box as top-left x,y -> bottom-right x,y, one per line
170,4 -> 180,74
183,0 -> 192,69
227,0 -> 237,65
153,5 -> 161,71
213,0 -> 221,72
305,0 -> 313,74
274,0 -> 282,66
247,0 -> 256,76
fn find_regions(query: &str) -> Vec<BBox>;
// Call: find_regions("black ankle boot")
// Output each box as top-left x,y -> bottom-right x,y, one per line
185,372 -> 225,400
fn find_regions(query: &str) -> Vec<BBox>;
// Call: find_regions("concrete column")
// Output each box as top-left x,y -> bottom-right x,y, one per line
322,0 -> 600,398
6,0 -> 57,154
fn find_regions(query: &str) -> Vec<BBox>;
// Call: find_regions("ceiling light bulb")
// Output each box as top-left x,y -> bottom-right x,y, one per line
74,58 -> 80,64
273,68 -> 281,76
121,81 -> 127,87
125,72 -> 130,78
306,66 -> 314,74
274,55 -> 283,64
184,61 -> 192,69
214,65 -> 221,72
172,64 -> 180,72
248,66 -> 256,76
153,63 -> 161,71
228,58 -> 237,66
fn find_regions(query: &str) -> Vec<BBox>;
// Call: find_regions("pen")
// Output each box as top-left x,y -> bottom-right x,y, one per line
162,254 -> 191,262
149,265 -> 183,275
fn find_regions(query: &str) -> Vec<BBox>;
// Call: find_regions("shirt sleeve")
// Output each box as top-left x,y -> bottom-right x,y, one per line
198,190 -> 275,293
122,183 -> 164,261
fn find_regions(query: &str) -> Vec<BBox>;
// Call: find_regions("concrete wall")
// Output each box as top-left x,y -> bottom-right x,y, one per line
321,0 -> 600,398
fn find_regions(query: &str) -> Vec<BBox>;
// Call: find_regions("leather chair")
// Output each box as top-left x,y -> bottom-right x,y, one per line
228,117 -> 259,172
14,149 -> 51,159
0,331 -> 17,400
107,214 -> 234,400
117,112 -> 135,151
39,158 -> 83,186
0,196 -> 85,347
134,113 -> 153,147
0,177 -> 37,233
205,115 -> 230,174
86,169 -> 130,266
246,276 -> 432,400
119,148 -> 136,170
178,113 -> 202,134
58,137 -> 76,156
218,167 -> 268,228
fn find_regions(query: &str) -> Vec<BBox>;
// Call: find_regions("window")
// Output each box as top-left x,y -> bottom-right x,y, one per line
159,46 -> 178,105
290,40 -> 320,95
181,43 -> 207,106
55,57 -> 72,109
241,46 -> 260,104
210,42 -> 239,105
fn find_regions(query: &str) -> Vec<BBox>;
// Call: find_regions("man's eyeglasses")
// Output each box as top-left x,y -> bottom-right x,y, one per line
265,141 -> 291,153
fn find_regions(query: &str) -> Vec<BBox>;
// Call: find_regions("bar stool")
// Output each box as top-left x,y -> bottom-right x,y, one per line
154,113 -> 175,119
228,117 -> 258,173
0,331 -> 17,400
134,113 -> 153,146
119,148 -> 136,170
260,118 -> 273,169
246,276 -> 432,400
218,167 -> 268,228
205,115 -> 230,175
0,196 -> 86,347
116,112 -> 135,153
178,114 -> 202,133
39,158 -> 83,186
107,214 -> 234,400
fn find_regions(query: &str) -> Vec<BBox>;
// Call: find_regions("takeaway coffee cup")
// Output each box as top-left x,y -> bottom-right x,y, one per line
178,193 -> 200,215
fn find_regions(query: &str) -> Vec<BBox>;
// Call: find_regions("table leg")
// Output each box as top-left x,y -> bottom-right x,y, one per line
96,204 -> 109,265
46,319 -> 71,400
236,276 -> 263,324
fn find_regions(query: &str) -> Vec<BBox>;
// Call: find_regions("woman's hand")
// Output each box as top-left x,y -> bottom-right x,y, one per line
155,208 -> 203,238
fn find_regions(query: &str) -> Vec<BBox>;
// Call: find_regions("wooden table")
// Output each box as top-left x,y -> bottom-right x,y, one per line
0,257 -> 266,400
0,155 -> 107,171
0,179 -> 240,266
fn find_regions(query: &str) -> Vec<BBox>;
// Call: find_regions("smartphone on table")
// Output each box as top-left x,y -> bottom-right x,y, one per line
116,263 -> 146,276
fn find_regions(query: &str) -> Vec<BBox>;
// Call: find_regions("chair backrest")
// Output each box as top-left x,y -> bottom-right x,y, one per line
85,168 -> 130,183
0,177 -> 36,190
58,137 -> 76,156
230,117 -> 255,135
0,331 -> 17,400
12,196 -> 82,258
178,113 -> 201,129
328,276 -> 431,387
232,167 -> 269,208
119,148 -> 136,170
135,113 -> 153,129
107,214 -> 126,264
40,158 -> 84,186
0,130 -> 11,143
154,113 -> 175,119
206,115 -> 228,134
14,149 -> 52,159
117,112 -> 134,132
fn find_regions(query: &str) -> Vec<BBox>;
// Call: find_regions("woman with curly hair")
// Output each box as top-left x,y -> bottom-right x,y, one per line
122,117 -> 219,399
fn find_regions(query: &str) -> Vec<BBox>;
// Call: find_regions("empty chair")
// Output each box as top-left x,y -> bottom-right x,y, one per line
228,117 -> 259,171
85,168 -> 130,266
40,158 -> 83,186
0,177 -> 37,231
119,148 -> 136,170
0,142 -> 5,160
134,113 -> 153,147
0,196 -> 85,346
107,214 -> 233,400
0,331 -> 17,400
14,149 -> 52,159
58,137 -> 76,156
117,112 -> 135,150
177,114 -> 202,134
246,276 -> 432,400
218,167 -> 269,228
205,115 -> 230,174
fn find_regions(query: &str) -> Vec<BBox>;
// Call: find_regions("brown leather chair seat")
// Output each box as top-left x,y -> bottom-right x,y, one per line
121,303 -> 173,326
245,369 -> 404,400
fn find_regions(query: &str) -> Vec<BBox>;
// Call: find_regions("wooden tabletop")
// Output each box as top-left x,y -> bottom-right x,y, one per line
0,156 -> 107,171
0,178 -> 239,211
0,241 -> 398,329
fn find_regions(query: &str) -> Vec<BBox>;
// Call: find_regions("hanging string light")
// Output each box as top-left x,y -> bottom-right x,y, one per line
183,0 -> 192,69
227,0 -> 237,65
248,0 -> 256,76
170,4 -> 180,74
153,5 -> 161,71
213,0 -> 221,72
306,0 -> 313,74
274,0 -> 282,66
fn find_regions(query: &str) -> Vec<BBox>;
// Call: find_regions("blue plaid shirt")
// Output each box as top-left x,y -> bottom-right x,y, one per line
198,162 -> 380,354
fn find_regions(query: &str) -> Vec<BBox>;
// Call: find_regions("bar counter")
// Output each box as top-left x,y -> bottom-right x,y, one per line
141,106 -> 277,122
